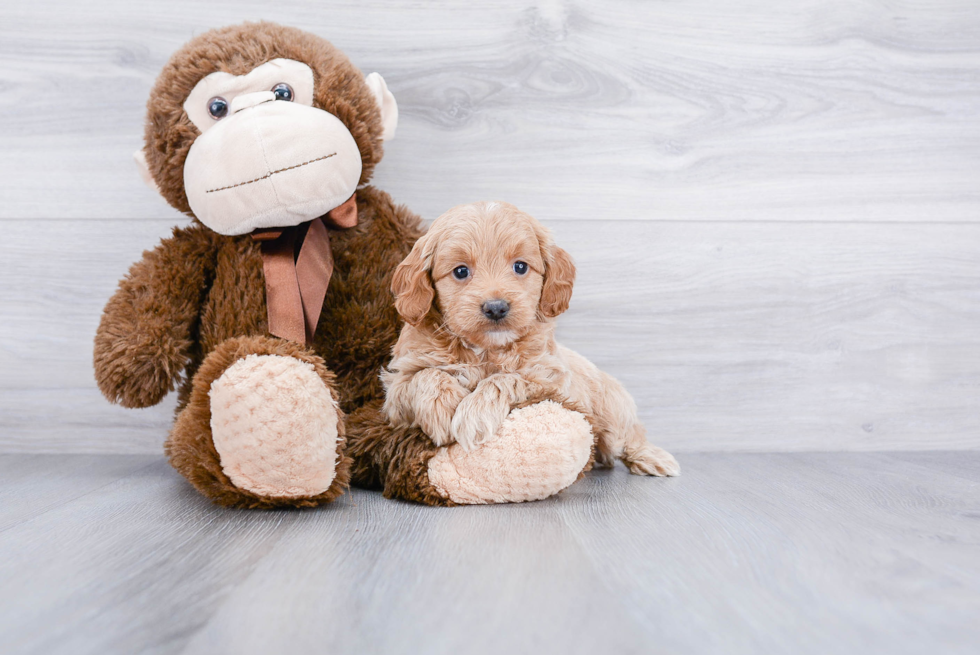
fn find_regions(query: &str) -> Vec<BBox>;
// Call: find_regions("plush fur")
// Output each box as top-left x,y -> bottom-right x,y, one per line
167,335 -> 352,509
94,184 -> 421,413
346,394 -> 597,506
346,400 -> 460,506
382,201 -> 680,477
95,23 -> 424,508
426,400 -> 594,504
210,354 -> 341,498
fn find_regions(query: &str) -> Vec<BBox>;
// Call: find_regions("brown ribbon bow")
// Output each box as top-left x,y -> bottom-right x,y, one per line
251,193 -> 358,344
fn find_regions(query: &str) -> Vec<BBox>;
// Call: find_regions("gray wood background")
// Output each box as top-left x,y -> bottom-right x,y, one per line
1,0 -> 978,453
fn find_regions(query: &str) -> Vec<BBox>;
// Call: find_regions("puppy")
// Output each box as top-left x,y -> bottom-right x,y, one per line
382,201 -> 679,477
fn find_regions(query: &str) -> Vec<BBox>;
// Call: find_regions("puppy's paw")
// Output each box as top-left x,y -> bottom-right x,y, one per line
397,369 -> 470,447
449,393 -> 507,452
422,416 -> 455,447
594,448 -> 616,469
418,385 -> 468,447
625,444 -> 680,477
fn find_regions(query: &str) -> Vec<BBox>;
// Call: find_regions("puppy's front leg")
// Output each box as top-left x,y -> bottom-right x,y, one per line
384,368 -> 469,446
410,368 -> 470,446
450,373 -> 531,451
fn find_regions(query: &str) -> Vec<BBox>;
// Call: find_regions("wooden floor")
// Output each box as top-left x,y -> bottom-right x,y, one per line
1,452 -> 978,655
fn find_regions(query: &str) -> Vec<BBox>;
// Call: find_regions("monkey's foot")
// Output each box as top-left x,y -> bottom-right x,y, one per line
427,401 -> 594,504
210,354 -> 341,497
167,336 -> 350,509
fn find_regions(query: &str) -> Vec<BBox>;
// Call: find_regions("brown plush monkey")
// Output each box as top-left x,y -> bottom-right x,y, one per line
95,22 -> 593,508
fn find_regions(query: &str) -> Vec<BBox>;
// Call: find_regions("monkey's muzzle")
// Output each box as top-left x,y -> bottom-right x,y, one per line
183,100 -> 362,236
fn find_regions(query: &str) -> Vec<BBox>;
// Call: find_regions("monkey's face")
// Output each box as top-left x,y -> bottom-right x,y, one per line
179,59 -> 391,235
138,24 -> 398,236
180,59 -> 361,235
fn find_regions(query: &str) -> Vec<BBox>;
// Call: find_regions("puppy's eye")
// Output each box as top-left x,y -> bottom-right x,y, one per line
207,97 -> 228,119
452,265 -> 470,280
271,83 -> 294,102
513,261 -> 529,275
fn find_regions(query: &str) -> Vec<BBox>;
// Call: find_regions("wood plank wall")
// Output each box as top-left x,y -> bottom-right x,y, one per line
1,0 -> 978,453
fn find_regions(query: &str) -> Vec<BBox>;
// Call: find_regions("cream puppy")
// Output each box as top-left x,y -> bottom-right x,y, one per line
382,201 -> 679,477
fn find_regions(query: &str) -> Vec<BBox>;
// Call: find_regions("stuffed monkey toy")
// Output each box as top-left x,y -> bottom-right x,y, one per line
94,22 -> 594,508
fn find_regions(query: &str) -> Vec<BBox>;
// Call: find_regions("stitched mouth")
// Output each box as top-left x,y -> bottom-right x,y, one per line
205,153 -> 337,194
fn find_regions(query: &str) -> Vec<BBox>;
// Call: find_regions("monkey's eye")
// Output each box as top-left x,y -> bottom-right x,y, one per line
513,261 -> 529,275
271,83 -> 294,102
452,265 -> 470,280
207,97 -> 228,119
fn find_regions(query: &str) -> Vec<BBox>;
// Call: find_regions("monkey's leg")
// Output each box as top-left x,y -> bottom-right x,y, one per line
166,335 -> 350,509
347,399 -> 594,505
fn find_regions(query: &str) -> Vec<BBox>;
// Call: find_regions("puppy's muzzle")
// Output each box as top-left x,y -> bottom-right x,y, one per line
481,299 -> 510,322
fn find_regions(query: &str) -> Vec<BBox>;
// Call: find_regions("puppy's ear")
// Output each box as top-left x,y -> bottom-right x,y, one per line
392,232 -> 435,325
538,236 -> 576,319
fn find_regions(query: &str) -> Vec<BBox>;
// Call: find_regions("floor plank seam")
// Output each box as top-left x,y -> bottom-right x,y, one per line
0,459 -> 162,536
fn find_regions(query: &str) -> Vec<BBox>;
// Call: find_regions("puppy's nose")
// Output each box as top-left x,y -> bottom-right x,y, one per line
481,299 -> 510,321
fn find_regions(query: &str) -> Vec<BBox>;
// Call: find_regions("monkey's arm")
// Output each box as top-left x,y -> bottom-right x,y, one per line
94,224 -> 217,408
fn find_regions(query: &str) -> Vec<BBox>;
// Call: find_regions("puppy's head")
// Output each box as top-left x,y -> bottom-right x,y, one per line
392,201 -> 575,349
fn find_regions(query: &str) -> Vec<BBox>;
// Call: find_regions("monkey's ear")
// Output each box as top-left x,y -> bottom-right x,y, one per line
391,233 -> 435,326
133,149 -> 161,195
365,72 -> 398,141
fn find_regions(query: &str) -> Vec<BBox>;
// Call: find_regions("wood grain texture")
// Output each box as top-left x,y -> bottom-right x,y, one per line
1,1 -> 979,454
2,219 -> 978,453
0,0 -> 978,222
0,453 -> 978,654
554,220 -> 980,451
0,454 -> 157,531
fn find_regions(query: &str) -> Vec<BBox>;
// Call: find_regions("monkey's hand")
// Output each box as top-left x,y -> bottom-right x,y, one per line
94,225 -> 216,408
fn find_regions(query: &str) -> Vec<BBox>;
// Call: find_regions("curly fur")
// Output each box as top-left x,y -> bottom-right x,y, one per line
382,201 -> 680,476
